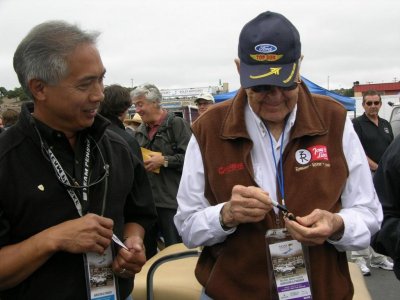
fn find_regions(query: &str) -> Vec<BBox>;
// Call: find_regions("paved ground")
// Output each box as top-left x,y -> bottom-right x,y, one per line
364,266 -> 399,299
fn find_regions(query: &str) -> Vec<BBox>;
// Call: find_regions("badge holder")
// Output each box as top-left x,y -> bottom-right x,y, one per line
265,228 -> 313,300
84,245 -> 119,300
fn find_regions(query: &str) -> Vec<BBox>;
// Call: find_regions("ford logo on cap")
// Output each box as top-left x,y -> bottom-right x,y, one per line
255,44 -> 277,54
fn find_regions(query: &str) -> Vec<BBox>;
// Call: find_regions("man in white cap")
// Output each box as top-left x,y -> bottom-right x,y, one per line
195,93 -> 215,115
174,11 -> 382,300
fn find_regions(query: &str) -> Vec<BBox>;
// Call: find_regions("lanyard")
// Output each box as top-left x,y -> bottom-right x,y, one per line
45,138 -> 91,217
266,120 -> 287,207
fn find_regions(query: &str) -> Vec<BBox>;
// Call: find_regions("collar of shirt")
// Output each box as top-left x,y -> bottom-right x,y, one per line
147,109 -> 168,140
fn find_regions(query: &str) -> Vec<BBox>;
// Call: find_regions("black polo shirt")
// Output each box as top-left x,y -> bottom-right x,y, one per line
352,113 -> 394,163
0,102 -> 157,300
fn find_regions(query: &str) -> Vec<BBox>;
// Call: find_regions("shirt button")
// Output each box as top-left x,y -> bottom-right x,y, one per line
75,160 -> 79,165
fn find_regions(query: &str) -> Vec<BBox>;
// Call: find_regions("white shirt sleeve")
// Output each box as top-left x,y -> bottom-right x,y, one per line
174,136 -> 235,248
174,118 -> 383,251
328,117 -> 383,251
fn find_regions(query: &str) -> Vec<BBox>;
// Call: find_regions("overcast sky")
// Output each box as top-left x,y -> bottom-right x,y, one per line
1,0 -> 399,92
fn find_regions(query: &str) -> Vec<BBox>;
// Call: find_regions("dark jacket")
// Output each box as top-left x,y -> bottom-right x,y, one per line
372,135 -> 400,280
134,112 -> 191,209
191,85 -> 352,299
0,102 -> 157,300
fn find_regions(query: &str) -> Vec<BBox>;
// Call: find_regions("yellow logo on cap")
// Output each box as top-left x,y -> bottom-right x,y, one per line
282,63 -> 297,83
250,54 -> 283,62
250,67 -> 281,79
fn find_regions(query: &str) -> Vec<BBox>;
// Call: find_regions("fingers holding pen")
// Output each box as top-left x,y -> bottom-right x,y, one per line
221,185 -> 274,227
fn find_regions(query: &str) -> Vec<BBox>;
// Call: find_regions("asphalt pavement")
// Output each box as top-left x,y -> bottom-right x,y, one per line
364,266 -> 399,299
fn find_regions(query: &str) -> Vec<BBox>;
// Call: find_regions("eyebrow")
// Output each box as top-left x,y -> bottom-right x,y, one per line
77,69 -> 107,83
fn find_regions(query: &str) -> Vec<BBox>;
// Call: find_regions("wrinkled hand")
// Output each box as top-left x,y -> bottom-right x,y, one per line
284,209 -> 344,246
221,185 -> 273,228
50,213 -> 113,254
113,235 -> 146,278
144,154 -> 164,172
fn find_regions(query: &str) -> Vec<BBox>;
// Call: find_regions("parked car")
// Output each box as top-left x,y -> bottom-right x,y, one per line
388,102 -> 400,138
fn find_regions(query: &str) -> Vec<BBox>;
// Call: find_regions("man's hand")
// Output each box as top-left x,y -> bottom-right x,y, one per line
284,209 -> 344,245
144,153 -> 164,172
113,235 -> 146,278
220,185 -> 274,228
49,213 -> 114,254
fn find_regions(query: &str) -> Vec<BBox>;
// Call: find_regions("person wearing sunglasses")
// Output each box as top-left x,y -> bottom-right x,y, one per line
351,90 -> 394,276
0,21 -> 157,300
174,11 -> 382,300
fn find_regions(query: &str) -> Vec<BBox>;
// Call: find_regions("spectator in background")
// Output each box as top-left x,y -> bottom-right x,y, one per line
99,84 -> 141,156
99,84 -> 157,259
195,93 -> 215,115
131,83 -> 191,253
124,113 -> 142,134
2,109 -> 20,131
351,90 -> 394,276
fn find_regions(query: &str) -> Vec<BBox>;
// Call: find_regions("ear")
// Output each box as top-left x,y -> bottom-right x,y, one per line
234,58 -> 240,75
28,79 -> 47,101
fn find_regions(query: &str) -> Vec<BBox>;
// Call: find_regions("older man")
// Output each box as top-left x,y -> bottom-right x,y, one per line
174,11 -> 382,300
131,84 -> 191,254
0,21 -> 156,300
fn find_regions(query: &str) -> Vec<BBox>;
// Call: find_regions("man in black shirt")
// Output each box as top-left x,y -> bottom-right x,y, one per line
351,90 -> 394,276
0,21 -> 157,300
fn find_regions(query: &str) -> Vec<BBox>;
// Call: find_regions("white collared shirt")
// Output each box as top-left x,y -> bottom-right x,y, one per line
174,103 -> 382,251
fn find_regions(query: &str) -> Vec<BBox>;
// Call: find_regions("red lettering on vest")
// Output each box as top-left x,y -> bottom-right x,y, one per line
218,162 -> 244,175
307,145 -> 329,161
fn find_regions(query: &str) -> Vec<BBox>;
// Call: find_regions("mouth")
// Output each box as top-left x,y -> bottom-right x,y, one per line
83,108 -> 98,117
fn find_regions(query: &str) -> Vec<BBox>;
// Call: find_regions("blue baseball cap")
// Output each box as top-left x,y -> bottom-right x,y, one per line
238,11 -> 301,89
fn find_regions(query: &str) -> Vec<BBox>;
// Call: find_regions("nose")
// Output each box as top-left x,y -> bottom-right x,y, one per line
90,81 -> 104,102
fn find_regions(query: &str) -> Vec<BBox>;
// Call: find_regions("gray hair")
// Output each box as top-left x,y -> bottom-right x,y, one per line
130,83 -> 162,107
13,20 -> 100,99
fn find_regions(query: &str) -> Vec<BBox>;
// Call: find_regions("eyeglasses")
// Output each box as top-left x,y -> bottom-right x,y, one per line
365,101 -> 381,106
250,82 -> 299,93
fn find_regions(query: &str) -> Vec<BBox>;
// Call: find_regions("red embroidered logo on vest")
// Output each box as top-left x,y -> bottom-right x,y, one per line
218,163 -> 244,175
308,145 -> 329,161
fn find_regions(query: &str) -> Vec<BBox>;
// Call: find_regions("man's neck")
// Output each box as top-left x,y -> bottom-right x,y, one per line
366,113 -> 379,125
147,109 -> 166,127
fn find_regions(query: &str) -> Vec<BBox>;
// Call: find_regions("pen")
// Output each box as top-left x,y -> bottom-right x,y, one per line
271,199 -> 296,221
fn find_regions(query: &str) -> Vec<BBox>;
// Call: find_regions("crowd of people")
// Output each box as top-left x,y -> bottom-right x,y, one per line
0,9 -> 398,300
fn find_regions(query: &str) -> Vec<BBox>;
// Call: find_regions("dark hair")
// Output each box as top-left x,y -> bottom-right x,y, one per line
99,84 -> 132,118
362,90 -> 381,104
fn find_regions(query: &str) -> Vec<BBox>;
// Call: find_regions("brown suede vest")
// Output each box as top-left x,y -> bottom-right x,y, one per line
191,85 -> 353,300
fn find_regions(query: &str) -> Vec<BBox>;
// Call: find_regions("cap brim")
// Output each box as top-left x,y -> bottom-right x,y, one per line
239,60 -> 299,88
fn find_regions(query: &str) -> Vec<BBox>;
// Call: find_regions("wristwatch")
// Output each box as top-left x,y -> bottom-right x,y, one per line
163,156 -> 169,168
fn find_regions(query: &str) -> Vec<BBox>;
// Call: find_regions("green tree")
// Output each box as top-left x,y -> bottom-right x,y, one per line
6,87 -> 29,101
0,86 -> 8,97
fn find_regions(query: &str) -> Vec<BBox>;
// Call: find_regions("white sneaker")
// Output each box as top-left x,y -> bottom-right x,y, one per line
354,258 -> 371,276
370,257 -> 394,271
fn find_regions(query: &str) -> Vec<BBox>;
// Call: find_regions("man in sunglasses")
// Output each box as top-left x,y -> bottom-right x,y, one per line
174,11 -> 382,299
351,90 -> 394,275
